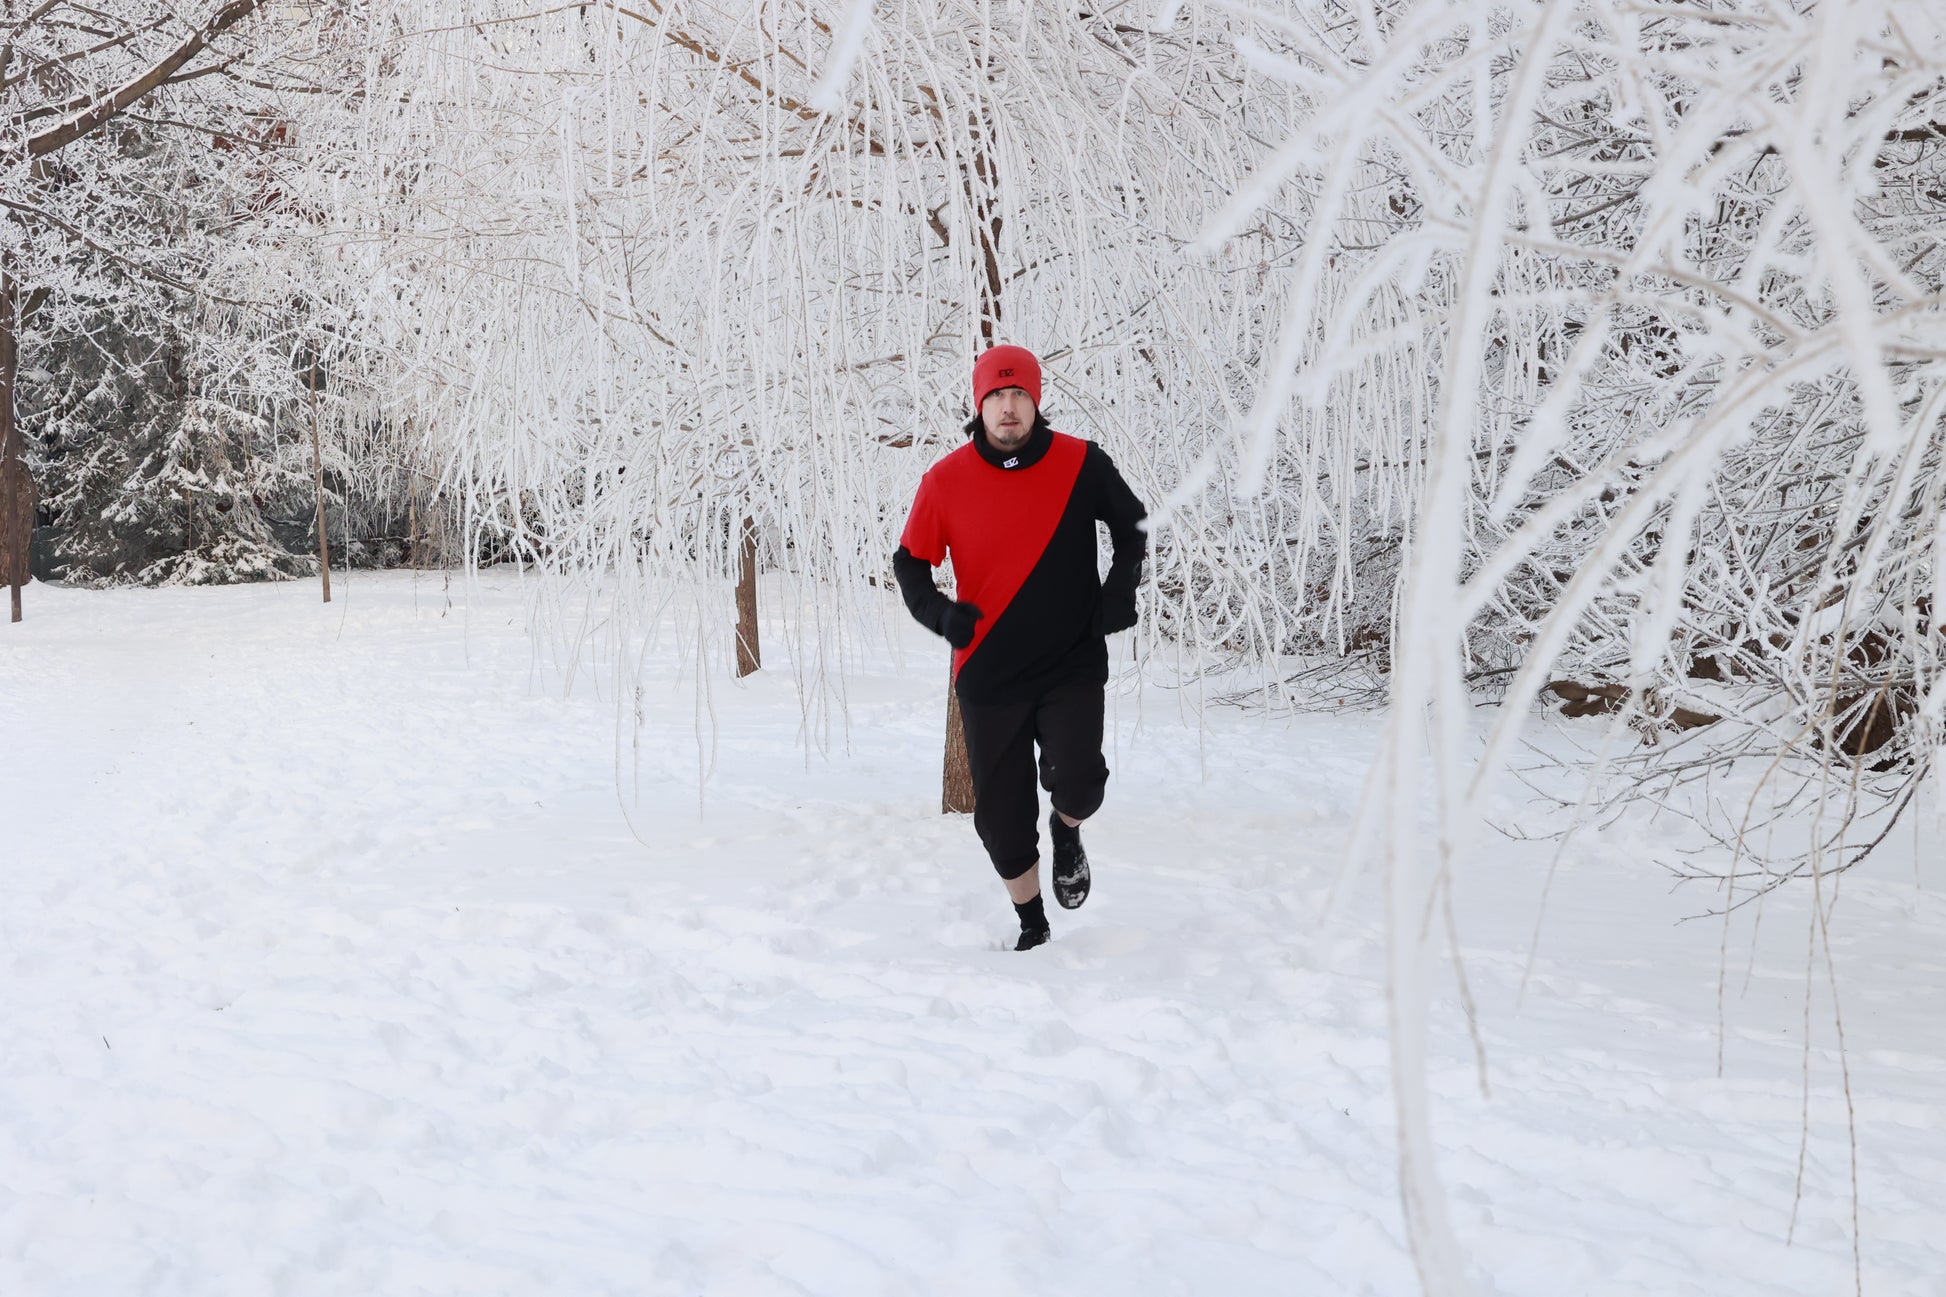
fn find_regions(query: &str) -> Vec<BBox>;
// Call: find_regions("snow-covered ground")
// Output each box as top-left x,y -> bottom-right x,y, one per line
2,572 -> 1941,1296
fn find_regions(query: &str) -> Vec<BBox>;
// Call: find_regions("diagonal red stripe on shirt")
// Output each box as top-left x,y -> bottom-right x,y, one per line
899,432 -> 1089,678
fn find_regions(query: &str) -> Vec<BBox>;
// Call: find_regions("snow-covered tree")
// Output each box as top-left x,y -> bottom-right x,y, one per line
303,0 -> 1339,766
311,0 -> 1943,874
2,2 -> 420,595
10,2 -> 1940,1288
1172,2 -> 1946,1287
3,1 -> 280,605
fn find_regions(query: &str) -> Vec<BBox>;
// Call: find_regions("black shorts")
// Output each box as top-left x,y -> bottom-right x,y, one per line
958,677 -> 1109,880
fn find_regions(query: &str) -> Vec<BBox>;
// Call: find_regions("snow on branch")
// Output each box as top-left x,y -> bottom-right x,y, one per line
1196,2 -> 1944,1289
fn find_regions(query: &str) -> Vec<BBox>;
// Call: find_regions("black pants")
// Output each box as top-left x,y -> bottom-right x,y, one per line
959,677 -> 1109,880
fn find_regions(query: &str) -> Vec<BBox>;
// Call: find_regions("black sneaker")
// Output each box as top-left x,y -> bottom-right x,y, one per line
1015,924 -> 1051,951
1050,810 -> 1090,910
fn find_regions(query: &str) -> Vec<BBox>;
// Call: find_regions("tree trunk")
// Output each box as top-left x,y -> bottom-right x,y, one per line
938,75 -> 1001,807
942,670 -> 976,814
969,146 -> 1004,342
733,515 -> 760,677
1,255 -> 27,623
965,110 -> 1004,345
309,365 -> 330,603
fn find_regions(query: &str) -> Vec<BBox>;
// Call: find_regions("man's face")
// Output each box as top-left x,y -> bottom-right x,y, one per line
980,386 -> 1036,451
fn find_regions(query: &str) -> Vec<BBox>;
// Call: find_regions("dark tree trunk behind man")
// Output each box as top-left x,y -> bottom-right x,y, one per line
937,76 -> 1006,812
942,680 -> 977,813
734,516 -> 760,677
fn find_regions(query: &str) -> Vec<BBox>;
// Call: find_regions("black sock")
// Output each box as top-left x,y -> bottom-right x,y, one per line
1014,893 -> 1047,932
1050,811 -> 1080,842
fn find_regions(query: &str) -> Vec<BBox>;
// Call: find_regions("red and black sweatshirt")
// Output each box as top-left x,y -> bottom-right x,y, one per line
895,419 -> 1148,704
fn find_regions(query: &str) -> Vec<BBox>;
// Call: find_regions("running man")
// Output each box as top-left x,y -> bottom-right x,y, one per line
894,345 -> 1148,949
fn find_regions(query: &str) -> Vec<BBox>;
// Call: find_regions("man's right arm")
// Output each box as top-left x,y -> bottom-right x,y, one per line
1092,446 -> 1148,636
893,546 -> 981,650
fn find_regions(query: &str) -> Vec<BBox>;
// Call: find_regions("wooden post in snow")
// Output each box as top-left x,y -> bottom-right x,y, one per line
0,257 -> 29,624
1,463 -> 31,625
308,362 -> 330,603
733,516 -> 760,677
942,674 -> 976,814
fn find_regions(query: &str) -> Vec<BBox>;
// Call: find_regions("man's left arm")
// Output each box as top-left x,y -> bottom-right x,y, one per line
1093,446 -> 1148,635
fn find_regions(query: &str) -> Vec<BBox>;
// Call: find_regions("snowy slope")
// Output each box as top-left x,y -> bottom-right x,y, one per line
1,573 -> 1940,1296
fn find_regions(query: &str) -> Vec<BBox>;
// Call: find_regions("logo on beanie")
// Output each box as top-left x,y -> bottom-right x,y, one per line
972,345 -> 1041,412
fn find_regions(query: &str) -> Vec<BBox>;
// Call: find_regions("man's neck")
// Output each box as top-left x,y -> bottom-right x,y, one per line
973,419 -> 1052,470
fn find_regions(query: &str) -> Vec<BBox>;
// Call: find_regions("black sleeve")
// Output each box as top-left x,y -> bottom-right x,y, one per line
1093,447 -> 1148,612
893,544 -> 953,635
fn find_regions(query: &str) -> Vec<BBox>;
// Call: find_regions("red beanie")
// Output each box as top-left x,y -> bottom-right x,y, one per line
972,345 -> 1042,411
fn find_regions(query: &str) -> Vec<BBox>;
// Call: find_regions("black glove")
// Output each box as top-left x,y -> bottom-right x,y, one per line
1095,591 -> 1138,636
934,599 -> 983,649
